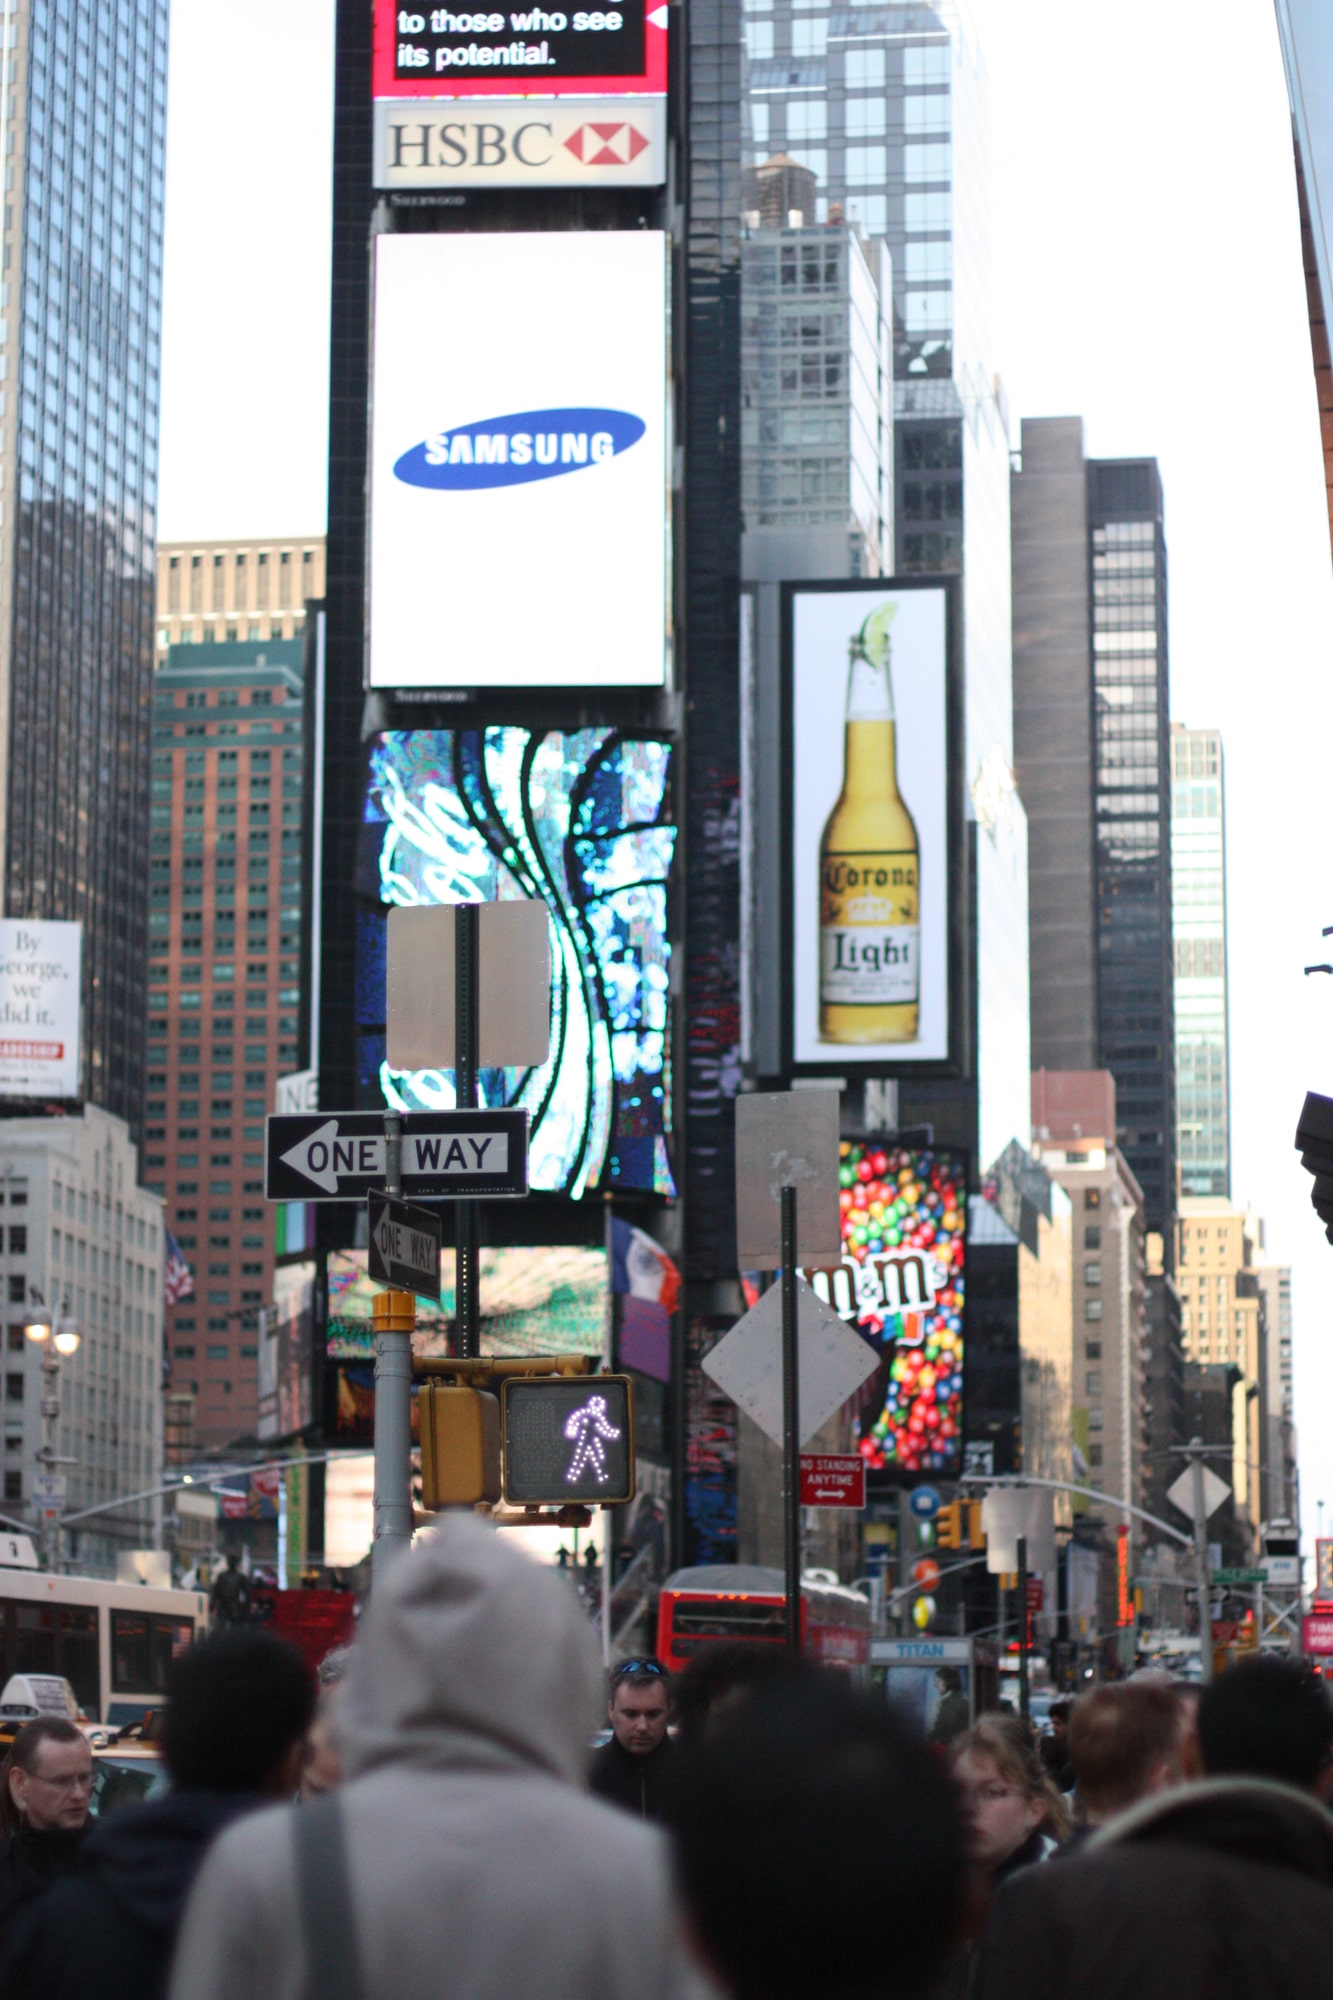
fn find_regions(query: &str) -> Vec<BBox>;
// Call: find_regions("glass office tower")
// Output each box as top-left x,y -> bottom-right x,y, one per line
1170,725 -> 1229,1199
1087,459 -> 1175,1235
742,0 -> 1028,1165
0,3 -> 168,1136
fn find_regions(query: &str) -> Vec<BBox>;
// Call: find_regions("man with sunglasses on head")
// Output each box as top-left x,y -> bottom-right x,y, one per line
589,1658 -> 675,1822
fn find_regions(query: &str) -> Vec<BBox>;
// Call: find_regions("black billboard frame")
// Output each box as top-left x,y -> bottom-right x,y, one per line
778,573 -> 968,1085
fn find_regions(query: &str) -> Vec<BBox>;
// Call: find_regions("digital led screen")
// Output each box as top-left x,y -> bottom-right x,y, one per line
787,584 -> 955,1070
326,1244 -> 610,1362
805,1141 -> 966,1479
356,728 -> 674,1198
373,1 -> 668,99
369,232 -> 667,689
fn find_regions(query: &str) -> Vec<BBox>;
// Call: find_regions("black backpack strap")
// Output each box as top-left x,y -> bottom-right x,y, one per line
293,1795 -> 366,2000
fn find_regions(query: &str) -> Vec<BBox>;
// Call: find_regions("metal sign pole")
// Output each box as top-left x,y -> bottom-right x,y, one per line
456,902 -> 481,1361
781,1184 -> 801,1652
372,1108 -> 414,1579
1191,1445 -> 1214,1686
1017,1533 -> 1030,1721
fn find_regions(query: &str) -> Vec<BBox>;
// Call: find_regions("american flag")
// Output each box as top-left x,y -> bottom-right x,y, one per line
164,1229 -> 194,1305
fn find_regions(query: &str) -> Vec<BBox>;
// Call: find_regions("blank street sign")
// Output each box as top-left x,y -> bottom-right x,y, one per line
386,902 -> 551,1071
701,1277 -> 878,1448
734,1089 -> 842,1269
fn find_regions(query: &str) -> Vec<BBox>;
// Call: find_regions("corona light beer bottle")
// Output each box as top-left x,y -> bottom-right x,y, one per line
818,601 -> 920,1042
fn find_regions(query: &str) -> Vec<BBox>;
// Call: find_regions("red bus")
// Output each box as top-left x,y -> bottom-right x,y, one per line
656,1564 -> 870,1674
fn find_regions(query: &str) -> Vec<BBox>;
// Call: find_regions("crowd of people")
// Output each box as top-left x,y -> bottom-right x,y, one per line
0,1516 -> 1328,1998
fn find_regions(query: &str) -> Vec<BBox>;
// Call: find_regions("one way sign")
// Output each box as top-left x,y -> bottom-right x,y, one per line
265,1110 -> 529,1201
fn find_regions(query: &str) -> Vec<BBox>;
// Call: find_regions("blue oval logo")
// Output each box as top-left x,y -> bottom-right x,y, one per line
394,407 -> 646,491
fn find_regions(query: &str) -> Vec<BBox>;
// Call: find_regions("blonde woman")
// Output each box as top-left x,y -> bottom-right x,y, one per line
951,1714 -> 1070,1888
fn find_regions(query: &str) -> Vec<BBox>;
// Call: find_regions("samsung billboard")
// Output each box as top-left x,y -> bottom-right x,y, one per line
369,232 -> 668,690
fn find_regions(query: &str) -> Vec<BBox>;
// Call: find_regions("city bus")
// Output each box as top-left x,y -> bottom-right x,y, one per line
656,1564 -> 871,1673
0,1569 -> 208,1725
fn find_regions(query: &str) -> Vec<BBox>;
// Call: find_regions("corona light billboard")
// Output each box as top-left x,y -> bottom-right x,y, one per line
783,581 -> 964,1076
805,1139 -> 967,1480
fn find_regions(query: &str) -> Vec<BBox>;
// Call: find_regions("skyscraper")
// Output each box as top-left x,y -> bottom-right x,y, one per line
0,1 -> 169,1137
1170,725 -> 1230,1198
739,169 -> 892,577
147,640 -> 306,1450
742,0 -> 1030,1168
1012,420 -> 1176,1235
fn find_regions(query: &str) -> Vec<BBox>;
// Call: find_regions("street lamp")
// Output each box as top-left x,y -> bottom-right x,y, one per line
24,1290 -> 78,1571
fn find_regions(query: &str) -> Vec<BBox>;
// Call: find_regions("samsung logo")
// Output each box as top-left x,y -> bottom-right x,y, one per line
394,406 -> 645,490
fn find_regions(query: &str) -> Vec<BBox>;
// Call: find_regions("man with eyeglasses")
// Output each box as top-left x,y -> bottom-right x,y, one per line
589,1659 -> 675,1822
0,1717 -> 92,1933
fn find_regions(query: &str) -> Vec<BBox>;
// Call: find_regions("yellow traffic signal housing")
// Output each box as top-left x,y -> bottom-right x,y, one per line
965,1499 -> 985,1549
936,1501 -> 962,1549
501,1375 -> 635,1507
419,1384 -> 501,1508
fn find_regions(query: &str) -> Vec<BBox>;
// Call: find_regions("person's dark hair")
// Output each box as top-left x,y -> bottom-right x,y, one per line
1198,1655 -> 1333,1791
670,1642 -> 801,1745
1067,1682 -> 1183,1818
163,1630 -> 315,1794
670,1675 -> 965,2000
1049,1697 -> 1073,1727
0,1719 -> 85,1836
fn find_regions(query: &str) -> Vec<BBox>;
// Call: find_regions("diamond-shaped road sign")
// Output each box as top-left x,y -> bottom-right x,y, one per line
702,1277 -> 879,1450
1166,1463 -> 1231,1523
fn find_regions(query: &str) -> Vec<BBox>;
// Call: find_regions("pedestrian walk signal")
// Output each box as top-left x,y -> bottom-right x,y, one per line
502,1375 -> 635,1506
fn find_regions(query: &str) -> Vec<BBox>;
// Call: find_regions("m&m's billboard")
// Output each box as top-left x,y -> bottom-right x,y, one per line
806,1140 -> 966,1480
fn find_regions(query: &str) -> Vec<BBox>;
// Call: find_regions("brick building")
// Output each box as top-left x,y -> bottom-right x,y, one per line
146,639 -> 305,1448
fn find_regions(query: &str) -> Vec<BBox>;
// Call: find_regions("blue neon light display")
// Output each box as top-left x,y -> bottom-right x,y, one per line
357,728 -> 675,1198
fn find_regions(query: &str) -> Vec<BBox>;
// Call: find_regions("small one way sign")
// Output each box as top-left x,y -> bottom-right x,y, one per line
368,1192 -> 441,1300
265,1110 -> 528,1201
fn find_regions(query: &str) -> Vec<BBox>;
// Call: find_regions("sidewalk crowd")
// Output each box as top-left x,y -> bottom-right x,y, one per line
0,1516 -> 1328,1999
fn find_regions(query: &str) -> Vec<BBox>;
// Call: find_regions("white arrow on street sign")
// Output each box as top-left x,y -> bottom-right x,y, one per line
702,1277 -> 879,1449
1166,1464 -> 1231,1523
280,1119 -> 365,1194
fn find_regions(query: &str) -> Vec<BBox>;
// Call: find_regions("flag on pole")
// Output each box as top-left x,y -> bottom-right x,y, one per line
609,1217 -> 679,1384
164,1230 -> 194,1305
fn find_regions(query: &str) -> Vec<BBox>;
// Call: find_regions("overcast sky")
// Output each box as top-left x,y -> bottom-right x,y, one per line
159,0 -> 1333,1539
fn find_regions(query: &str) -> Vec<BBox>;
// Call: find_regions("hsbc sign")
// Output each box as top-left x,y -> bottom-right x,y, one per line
373,96 -> 665,187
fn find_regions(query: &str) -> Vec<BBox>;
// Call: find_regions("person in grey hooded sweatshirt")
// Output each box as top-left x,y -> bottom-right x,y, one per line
168,1514 -> 708,2000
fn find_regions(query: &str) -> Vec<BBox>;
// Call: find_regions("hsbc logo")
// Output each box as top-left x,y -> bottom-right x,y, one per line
373,95 -> 665,189
394,407 -> 646,490
563,121 -> 650,165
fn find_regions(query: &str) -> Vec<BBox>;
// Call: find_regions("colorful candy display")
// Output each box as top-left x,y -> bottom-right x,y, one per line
832,1141 -> 966,1477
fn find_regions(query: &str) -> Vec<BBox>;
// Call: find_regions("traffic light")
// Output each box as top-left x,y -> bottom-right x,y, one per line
501,1375 -> 636,1506
965,1499 -> 985,1550
419,1385 -> 500,1508
936,1501 -> 962,1549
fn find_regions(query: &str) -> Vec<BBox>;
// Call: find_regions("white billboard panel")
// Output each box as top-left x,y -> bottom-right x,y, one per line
789,586 -> 950,1066
369,232 -> 668,690
372,97 -> 667,188
0,920 -> 81,1098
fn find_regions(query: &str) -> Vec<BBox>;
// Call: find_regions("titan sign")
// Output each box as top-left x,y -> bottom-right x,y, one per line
372,2 -> 667,187
369,232 -> 668,690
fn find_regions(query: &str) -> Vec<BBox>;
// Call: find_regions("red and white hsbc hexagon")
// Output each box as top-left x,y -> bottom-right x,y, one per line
373,2 -> 668,188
